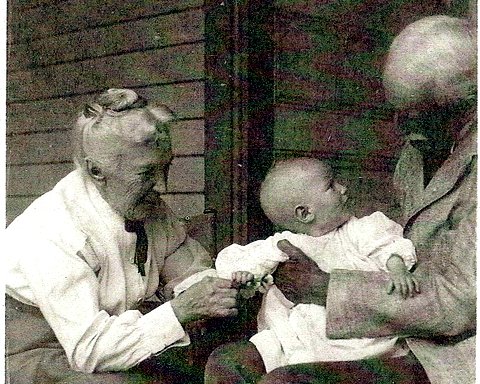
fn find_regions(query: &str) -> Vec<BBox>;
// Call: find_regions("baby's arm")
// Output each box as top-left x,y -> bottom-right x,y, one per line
351,212 -> 419,299
386,254 -> 420,299
216,237 -> 287,280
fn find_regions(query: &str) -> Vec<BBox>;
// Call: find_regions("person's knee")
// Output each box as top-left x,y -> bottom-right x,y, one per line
205,341 -> 265,384
259,362 -> 350,384
206,341 -> 247,372
258,366 -> 305,384
207,342 -> 234,365
205,342 -> 242,384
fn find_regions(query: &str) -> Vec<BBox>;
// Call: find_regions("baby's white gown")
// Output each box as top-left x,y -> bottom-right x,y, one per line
176,212 -> 416,372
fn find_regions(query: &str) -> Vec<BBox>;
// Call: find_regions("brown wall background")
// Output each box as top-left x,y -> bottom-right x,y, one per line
271,0 -> 465,221
6,0 -> 207,225
6,0 -> 473,234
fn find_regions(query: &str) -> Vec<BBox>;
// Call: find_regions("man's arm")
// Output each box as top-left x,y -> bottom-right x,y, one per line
326,208 -> 476,339
276,189 -> 476,340
326,156 -> 476,340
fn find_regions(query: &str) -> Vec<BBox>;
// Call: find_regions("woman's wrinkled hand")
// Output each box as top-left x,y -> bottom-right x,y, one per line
170,276 -> 239,325
274,239 -> 330,306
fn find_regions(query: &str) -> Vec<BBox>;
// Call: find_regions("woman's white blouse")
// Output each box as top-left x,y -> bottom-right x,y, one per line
5,169 -> 211,373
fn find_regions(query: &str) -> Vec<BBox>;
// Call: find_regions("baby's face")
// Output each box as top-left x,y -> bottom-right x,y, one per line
306,167 -> 350,235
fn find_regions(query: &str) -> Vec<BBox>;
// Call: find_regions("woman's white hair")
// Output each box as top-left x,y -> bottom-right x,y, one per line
383,15 -> 477,109
72,88 -> 175,173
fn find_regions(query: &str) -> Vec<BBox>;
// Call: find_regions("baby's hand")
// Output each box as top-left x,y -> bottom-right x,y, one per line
386,254 -> 420,299
231,271 -> 254,289
387,271 -> 420,299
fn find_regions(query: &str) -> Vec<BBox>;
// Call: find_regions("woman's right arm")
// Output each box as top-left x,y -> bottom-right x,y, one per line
10,239 -> 189,373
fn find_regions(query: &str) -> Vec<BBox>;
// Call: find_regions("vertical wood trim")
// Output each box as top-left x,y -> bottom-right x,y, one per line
204,0 -> 237,250
204,0 -> 274,249
230,0 -> 250,244
245,0 -> 274,242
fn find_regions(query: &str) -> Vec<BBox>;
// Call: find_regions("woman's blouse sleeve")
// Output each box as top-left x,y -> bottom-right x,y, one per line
8,233 -> 188,374
153,206 -> 216,297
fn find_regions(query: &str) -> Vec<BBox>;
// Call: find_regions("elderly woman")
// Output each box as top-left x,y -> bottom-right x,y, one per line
205,14 -> 476,384
5,89 -> 239,383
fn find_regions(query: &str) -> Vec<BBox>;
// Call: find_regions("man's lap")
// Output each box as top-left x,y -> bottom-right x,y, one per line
205,340 -> 431,384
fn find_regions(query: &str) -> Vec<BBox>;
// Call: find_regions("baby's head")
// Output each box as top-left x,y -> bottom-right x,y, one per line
260,157 -> 351,236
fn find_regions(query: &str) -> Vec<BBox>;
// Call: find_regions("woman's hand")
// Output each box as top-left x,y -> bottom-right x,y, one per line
170,276 -> 239,325
274,240 -> 330,306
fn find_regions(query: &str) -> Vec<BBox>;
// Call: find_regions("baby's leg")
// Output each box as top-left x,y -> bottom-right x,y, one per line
205,340 -> 266,384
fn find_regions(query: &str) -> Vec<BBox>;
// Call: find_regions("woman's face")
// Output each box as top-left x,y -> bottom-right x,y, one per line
100,143 -> 172,221
85,108 -> 174,221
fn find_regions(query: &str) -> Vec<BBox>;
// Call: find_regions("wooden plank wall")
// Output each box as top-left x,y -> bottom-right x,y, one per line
272,0 -> 451,220
6,0 -> 206,225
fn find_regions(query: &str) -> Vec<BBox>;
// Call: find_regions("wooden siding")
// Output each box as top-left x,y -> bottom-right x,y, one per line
9,9 -> 204,70
8,44 -> 205,101
9,0 -> 203,43
7,82 -> 204,134
6,1 -> 206,225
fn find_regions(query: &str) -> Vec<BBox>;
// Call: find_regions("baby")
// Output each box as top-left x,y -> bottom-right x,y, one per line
215,157 -> 420,372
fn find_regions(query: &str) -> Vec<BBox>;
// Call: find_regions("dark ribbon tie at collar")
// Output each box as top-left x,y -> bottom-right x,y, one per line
125,220 -> 148,276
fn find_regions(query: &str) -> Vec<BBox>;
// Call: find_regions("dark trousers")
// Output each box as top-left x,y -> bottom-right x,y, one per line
205,340 -> 431,384
5,294 -> 204,384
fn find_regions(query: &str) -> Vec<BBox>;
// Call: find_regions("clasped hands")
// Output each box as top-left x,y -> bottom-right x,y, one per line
171,240 -> 420,325
274,240 -> 420,304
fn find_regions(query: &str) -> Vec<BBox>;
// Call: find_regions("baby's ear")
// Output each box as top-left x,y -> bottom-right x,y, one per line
294,205 -> 315,224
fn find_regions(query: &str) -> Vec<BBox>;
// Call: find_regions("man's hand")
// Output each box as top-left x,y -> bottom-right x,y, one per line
274,240 -> 330,306
170,276 -> 238,325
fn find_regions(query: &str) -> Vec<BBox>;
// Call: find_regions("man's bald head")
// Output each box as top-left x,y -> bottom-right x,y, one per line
383,15 -> 476,110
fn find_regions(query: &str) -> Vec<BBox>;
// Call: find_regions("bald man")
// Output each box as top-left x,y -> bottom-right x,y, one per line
205,15 -> 476,384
